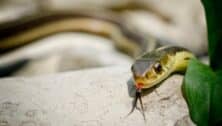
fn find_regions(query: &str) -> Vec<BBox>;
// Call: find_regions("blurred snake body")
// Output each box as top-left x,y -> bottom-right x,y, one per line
0,11 -> 195,119
0,11 -> 155,76
0,11 -> 154,57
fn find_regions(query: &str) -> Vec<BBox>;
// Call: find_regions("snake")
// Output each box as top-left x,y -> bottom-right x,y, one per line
0,11 -> 195,119
128,46 -> 195,119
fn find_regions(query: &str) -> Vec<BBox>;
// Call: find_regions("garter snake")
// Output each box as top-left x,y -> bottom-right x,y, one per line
129,46 -> 195,119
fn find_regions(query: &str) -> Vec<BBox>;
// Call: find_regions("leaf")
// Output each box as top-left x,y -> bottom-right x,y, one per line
210,70 -> 222,125
201,0 -> 222,70
183,0 -> 222,125
182,58 -> 216,126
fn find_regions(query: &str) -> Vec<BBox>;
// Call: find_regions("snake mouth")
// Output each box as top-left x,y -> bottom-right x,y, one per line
135,82 -> 144,90
133,60 -> 173,89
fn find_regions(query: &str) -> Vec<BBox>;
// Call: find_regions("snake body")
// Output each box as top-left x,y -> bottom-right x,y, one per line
0,11 -> 155,57
0,11 -> 157,76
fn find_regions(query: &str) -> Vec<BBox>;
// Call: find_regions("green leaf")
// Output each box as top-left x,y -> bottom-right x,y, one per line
182,58 -> 216,126
183,0 -> 222,125
201,0 -> 222,70
210,70 -> 222,125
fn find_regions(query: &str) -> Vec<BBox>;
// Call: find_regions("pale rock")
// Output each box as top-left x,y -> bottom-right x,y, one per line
0,66 -> 195,126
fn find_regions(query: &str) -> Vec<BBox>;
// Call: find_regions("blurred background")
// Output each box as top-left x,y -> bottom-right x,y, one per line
0,0 -> 208,77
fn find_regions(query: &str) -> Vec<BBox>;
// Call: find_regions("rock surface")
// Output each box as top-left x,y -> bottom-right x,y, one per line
0,65 -> 195,126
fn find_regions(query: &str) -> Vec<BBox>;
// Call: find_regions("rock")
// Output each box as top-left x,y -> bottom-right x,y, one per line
0,65 -> 195,126
175,115 -> 196,126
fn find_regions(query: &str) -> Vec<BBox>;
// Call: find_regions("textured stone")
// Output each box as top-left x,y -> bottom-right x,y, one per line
0,65 -> 195,126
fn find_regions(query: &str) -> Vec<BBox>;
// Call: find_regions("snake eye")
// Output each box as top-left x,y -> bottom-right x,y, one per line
154,62 -> 162,73
184,57 -> 191,60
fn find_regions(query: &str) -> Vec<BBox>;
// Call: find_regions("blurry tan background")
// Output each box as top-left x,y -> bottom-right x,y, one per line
0,0 -> 207,76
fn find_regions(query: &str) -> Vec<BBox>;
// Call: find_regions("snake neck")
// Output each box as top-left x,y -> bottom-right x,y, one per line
172,50 -> 195,73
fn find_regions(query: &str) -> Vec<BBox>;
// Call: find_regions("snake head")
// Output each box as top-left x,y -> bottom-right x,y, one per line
131,46 -> 195,89
131,56 -> 172,89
